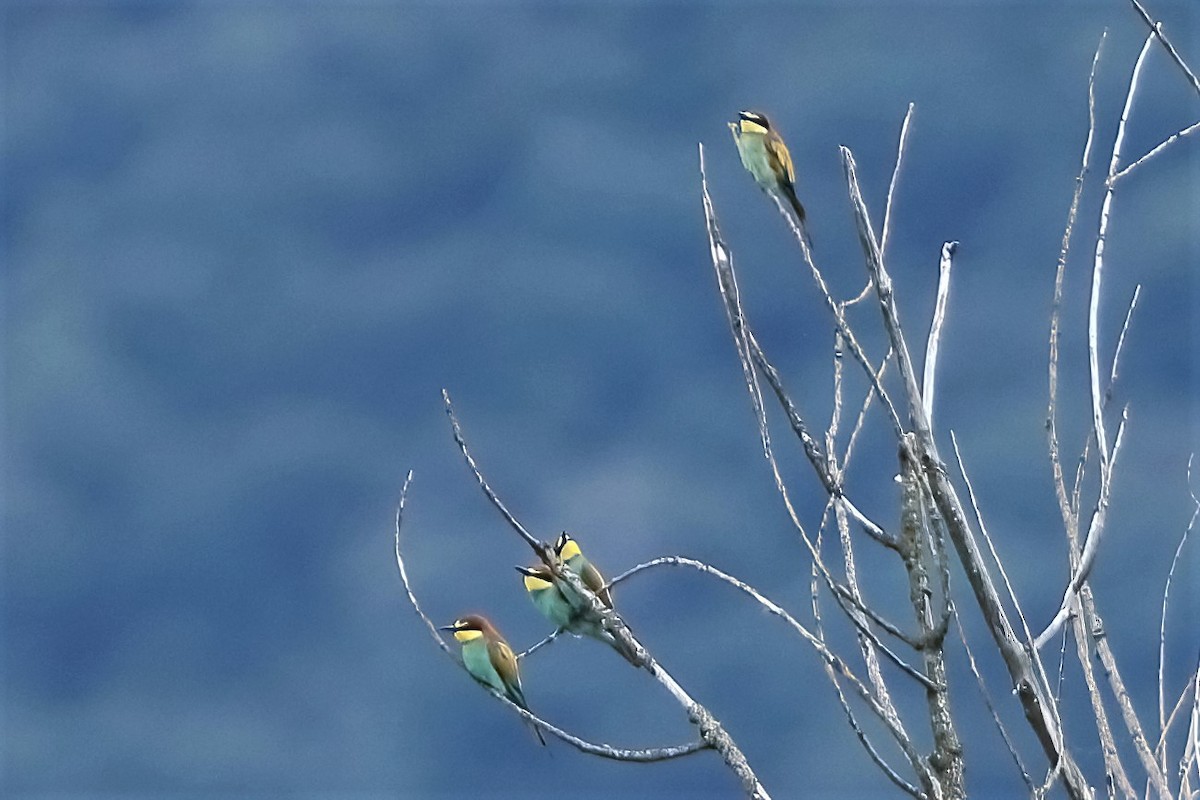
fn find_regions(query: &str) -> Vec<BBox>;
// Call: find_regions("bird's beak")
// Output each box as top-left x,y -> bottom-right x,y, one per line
515,565 -> 534,576
439,624 -> 457,631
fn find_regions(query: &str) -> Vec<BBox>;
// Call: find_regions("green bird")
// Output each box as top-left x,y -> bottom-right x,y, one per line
728,109 -> 813,248
516,533 -> 639,666
441,614 -> 546,746
554,532 -> 613,608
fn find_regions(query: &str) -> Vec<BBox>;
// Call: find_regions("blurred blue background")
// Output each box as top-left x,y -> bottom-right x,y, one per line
3,2 -> 1198,798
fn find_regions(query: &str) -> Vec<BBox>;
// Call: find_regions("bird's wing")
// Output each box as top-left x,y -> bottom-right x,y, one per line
580,562 -> 613,609
488,639 -> 525,706
767,134 -> 796,185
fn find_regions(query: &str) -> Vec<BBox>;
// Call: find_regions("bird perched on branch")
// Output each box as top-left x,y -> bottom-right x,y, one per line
441,614 -> 546,745
554,532 -> 613,609
517,533 -> 639,665
728,109 -> 813,249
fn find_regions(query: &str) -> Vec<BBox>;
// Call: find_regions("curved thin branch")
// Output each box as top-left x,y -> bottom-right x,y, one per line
1089,33 -> 1152,477
608,555 -> 940,793
1035,402 -> 1131,650
442,389 -> 548,559
1160,455 -> 1199,773
952,607 -> 1033,792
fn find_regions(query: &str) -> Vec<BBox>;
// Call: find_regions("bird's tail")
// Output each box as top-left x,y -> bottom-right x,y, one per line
511,687 -> 548,746
781,183 -> 814,251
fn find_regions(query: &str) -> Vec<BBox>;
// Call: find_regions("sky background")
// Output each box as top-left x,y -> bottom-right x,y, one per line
3,2 -> 1198,798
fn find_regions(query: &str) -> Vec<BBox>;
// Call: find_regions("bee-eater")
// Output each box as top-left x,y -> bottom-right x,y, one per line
554,532 -> 613,608
728,109 -> 813,248
441,614 -> 546,745
518,536 -> 639,666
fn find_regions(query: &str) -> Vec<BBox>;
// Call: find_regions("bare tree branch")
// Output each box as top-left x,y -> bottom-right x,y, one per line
898,442 -> 963,795
1036,408 -> 1130,648
442,390 -> 548,559
949,433 -> 1038,651
1160,455 -> 1200,779
1048,31 -> 1105,543
882,102 -> 916,257
1069,589 -> 1138,799
1089,33 -> 1153,477
608,555 -> 940,795
952,608 -> 1033,791
1112,119 -> 1200,182
517,629 -> 563,660
842,147 -> 925,430
922,242 -> 957,428
1128,0 -> 1200,96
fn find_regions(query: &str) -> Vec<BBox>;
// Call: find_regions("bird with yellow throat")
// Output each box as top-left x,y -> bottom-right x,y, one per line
728,109 -> 813,249
517,533 -> 639,665
441,614 -> 546,745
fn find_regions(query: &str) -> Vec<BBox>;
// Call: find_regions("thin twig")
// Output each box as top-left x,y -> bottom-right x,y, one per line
517,629 -> 563,659
1038,288 -> 1141,648
843,147 -> 925,430
1159,455 -> 1199,782
746,330 -> 896,548
1112,120 -> 1200,182
881,103 -> 916,257
1048,31 -> 1105,542
1069,590 -> 1138,799
950,433 -> 1038,648
1154,669 -> 1198,797
953,607 -> 1033,791
948,430 -> 1071,780
1089,33 -> 1153,477
922,242 -> 957,428
393,472 -> 457,663
443,390 -> 547,557
1128,0 -> 1200,96
1109,286 -> 1141,398
1069,424 -> 1172,798
1036,408 -> 1131,649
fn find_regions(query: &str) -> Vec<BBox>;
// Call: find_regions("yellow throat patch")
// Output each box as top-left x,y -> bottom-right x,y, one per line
739,118 -> 769,135
522,572 -> 553,592
557,536 -> 582,562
